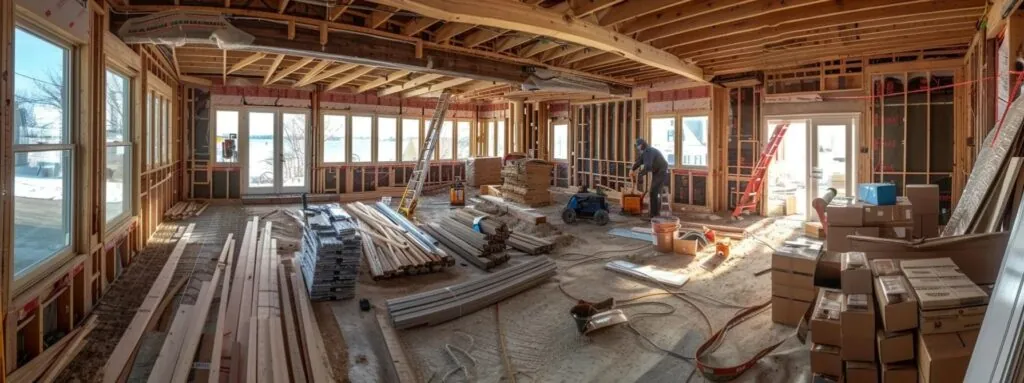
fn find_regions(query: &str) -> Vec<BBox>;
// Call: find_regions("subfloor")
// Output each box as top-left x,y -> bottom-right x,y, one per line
59,188 -> 810,382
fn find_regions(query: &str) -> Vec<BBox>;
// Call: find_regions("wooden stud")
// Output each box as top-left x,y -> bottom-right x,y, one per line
295,63 -> 359,87
357,70 -> 412,93
226,52 -> 267,75
267,57 -> 314,85
295,60 -> 333,87
324,66 -> 376,91
263,54 -> 285,85
288,21 -> 296,40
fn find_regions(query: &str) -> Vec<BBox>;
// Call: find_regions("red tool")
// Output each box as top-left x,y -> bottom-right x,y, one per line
731,123 -> 790,219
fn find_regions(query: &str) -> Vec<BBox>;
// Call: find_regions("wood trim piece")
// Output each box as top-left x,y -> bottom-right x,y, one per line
289,269 -> 333,381
169,235 -> 234,382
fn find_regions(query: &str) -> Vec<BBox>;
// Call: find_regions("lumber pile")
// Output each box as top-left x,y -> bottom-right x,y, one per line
465,156 -> 503,186
478,195 -> 547,224
499,159 -> 553,207
385,257 -> 557,329
164,201 -> 208,220
297,207 -> 362,301
345,202 -> 454,280
421,221 -> 509,270
508,232 -> 556,255
448,207 -> 554,255
7,316 -> 97,383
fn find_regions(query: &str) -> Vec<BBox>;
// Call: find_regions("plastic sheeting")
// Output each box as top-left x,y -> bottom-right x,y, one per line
117,11 -> 253,49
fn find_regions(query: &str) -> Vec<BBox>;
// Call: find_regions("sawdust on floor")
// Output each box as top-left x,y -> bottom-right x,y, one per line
314,302 -> 350,382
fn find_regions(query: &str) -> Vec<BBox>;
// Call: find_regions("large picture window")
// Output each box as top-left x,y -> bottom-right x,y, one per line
650,117 -> 675,165
323,114 -> 347,163
352,116 -> 373,162
401,118 -> 420,161
378,117 -> 398,162
12,26 -> 74,278
553,123 -> 568,160
456,121 -> 471,160
436,121 -> 454,160
105,69 -> 131,225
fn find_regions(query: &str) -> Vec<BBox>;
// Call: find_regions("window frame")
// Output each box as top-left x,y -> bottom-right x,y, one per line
103,67 -> 134,229
399,117 -> 422,163
350,114 -> 374,163
551,120 -> 569,161
11,19 -> 78,288
212,107 -> 242,165
455,119 -> 472,160
647,112 -> 711,170
320,111 -> 349,165
376,115 -> 400,163
432,119 -> 456,161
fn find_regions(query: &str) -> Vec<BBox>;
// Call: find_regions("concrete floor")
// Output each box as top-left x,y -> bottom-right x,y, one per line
336,190 -> 812,383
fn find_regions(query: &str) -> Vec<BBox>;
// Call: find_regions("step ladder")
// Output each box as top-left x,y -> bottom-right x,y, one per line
731,122 -> 790,219
658,184 -> 672,217
397,90 -> 453,218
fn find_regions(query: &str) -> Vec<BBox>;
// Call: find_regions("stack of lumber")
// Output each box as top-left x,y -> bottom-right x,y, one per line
297,208 -> 361,301
478,195 -> 548,224
345,202 -> 454,280
450,208 -> 512,242
465,156 -> 503,186
103,219 -> 334,383
385,257 -> 557,329
508,232 -> 556,255
421,221 -> 510,270
164,201 -> 209,220
499,159 -> 553,207
7,317 -> 97,382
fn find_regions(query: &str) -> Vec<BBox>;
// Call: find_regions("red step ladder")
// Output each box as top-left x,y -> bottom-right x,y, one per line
731,122 -> 790,219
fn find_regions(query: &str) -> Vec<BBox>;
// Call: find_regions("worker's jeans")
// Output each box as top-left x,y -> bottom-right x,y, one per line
649,171 -> 669,217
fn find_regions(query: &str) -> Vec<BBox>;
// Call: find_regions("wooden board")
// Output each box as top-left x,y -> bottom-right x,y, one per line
149,304 -> 195,382
171,234 -> 234,383
479,195 -> 547,224
289,270 -> 334,382
375,312 -> 419,383
277,265 -> 308,383
222,219 -> 255,383
104,224 -> 195,383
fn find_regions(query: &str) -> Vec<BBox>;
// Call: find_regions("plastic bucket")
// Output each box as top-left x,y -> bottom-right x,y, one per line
651,217 -> 679,253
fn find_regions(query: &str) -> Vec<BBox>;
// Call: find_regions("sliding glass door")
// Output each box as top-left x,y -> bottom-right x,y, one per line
243,110 -> 310,194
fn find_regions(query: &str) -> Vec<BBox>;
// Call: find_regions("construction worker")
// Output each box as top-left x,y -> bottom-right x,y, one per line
631,138 -> 669,218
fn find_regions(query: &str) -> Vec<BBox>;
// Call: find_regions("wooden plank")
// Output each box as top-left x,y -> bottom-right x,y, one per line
262,54 -> 285,85
325,66 -> 376,91
267,57 -> 314,85
375,312 -> 419,383
104,224 -> 195,383
206,240 -> 234,383
277,267 -> 308,383
289,270 -> 333,382
269,317 -> 290,383
221,220 -> 254,371
357,70 -> 412,93
39,317 -> 98,382
149,304 -> 195,382
478,195 -> 547,224
226,52 -> 267,75
6,316 -> 94,382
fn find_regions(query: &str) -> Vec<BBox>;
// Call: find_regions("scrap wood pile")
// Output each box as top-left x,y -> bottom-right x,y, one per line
385,257 -> 557,329
452,206 -> 555,255
164,200 -> 209,220
7,317 -> 98,382
465,156 -> 503,186
500,159 -> 553,207
508,231 -> 556,255
103,219 -> 334,383
421,218 -> 510,271
297,206 -> 362,301
345,201 -> 454,280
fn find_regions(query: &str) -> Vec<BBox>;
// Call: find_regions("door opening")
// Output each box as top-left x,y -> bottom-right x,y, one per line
243,110 -> 310,195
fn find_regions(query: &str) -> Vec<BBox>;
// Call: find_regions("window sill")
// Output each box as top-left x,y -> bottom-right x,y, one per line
11,247 -> 80,300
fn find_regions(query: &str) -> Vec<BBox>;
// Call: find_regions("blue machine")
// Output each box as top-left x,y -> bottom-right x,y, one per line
562,186 -> 610,226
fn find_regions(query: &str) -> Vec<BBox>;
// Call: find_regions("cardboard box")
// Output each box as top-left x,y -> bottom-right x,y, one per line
874,276 -> 917,332
881,362 -> 917,383
841,252 -> 872,294
879,226 -> 912,240
859,183 -> 898,205
919,305 -> 986,334
876,330 -> 914,363
811,288 -> 843,347
827,201 -> 865,226
906,184 -> 939,214
815,251 -> 842,289
869,259 -> 901,277
811,343 -> 842,377
894,197 -> 914,223
771,296 -> 812,326
914,213 -> 939,238
771,270 -> 815,289
772,244 -> 821,275
773,284 -> 818,302
902,258 -> 989,310
845,361 -> 879,383
849,232 -> 1008,285
673,236 -> 698,255
806,221 -> 825,238
828,226 -> 880,252
918,330 -> 978,383
841,293 -> 876,362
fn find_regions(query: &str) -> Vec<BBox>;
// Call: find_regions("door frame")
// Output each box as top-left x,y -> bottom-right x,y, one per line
763,113 -> 859,219
240,107 -> 312,195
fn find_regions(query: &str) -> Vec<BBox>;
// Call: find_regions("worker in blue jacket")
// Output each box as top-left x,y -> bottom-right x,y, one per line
631,138 -> 670,218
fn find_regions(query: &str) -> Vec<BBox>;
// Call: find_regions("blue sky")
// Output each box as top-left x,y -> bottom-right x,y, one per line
14,27 -> 66,94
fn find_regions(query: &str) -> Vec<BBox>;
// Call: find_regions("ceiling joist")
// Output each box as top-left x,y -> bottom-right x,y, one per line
263,54 -> 285,85
570,0 -> 624,18
227,52 -> 267,75
325,66 -> 376,91
295,63 -> 359,87
267,57 -> 314,85
404,77 -> 474,97
295,60 -> 333,87
357,70 -> 412,93
380,73 -> 445,96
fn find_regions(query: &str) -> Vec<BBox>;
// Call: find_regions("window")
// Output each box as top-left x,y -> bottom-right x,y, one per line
457,121 -> 471,159
650,117 -> 675,166
401,118 -> 420,161
146,93 -> 153,167
323,114 -> 346,163
553,123 -> 568,160
487,121 -> 496,156
12,26 -> 74,278
215,110 -> 239,163
105,69 -> 131,225
438,121 -> 454,160
378,117 -> 398,162
496,120 -> 506,157
153,94 -> 162,165
162,95 -> 170,164
352,116 -> 372,162
681,116 -> 709,167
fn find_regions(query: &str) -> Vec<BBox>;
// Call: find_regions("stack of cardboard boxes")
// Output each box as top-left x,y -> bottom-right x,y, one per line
905,185 -> 940,238
770,238 -> 823,326
808,255 -> 988,382
826,184 -> 920,252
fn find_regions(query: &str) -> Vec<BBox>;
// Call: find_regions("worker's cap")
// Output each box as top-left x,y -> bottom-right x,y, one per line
635,138 -> 648,148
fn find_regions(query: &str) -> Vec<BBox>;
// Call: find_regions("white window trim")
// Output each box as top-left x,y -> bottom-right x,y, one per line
320,111 -> 349,165
104,68 -> 133,228
399,117 -> 423,163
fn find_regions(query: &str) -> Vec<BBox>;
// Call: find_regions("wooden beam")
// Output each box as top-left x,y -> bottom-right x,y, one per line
570,0 -> 624,18
986,0 -> 1017,38
598,0 -> 682,26
325,66 -> 376,91
561,48 -> 603,65
404,77 -> 473,97
495,34 -> 536,52
634,0 -> 826,40
171,47 -> 182,77
169,235 -> 234,382
289,270 -> 333,382
369,0 -> 705,82
434,22 -> 477,42
267,57 -> 314,85
379,73 -> 444,95
227,52 -> 267,75
295,60 -> 333,87
520,40 -> 561,58
295,63 -> 359,87
278,0 -> 290,13
329,4 -> 350,21
104,225 -> 196,383
277,267 -> 308,383
403,17 -> 439,36
541,45 -> 586,62
222,50 -> 227,83
263,54 -> 285,85
357,69 -> 412,93
463,28 -> 505,48
370,8 -> 396,29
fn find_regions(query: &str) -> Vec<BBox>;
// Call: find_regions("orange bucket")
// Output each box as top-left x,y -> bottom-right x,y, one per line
651,217 -> 680,253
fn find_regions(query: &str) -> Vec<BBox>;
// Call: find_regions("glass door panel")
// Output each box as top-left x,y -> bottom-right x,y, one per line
811,120 -> 853,202
281,112 -> 308,190
247,111 -> 276,191
765,119 -> 808,217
